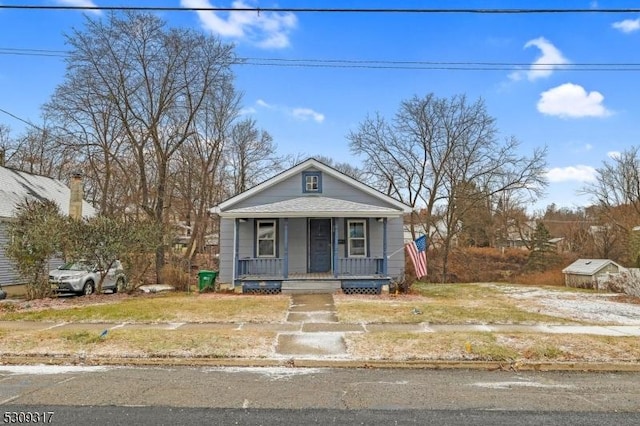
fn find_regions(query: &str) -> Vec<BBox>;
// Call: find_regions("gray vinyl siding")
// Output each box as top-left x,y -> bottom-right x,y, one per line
287,218 -> 307,274
0,219 -> 67,287
218,218 -> 235,283
0,220 -> 23,286
229,168 -> 400,211
386,217 -> 405,279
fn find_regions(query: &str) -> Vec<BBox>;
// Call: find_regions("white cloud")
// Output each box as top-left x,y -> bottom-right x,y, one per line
56,0 -> 101,14
181,0 -> 297,49
612,18 -> 640,33
509,37 -> 569,81
547,165 -> 597,183
256,99 -> 274,109
584,144 -> 593,151
607,151 -> 621,159
238,106 -> 256,115
537,83 -> 612,118
292,108 -> 325,123
255,100 -> 325,123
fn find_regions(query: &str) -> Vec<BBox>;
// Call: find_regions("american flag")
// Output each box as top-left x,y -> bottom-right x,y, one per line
406,235 -> 427,278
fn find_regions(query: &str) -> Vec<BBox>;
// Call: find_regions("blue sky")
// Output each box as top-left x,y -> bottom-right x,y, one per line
1,1 -> 640,213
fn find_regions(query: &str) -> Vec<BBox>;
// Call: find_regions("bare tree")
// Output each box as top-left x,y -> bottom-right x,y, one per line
349,94 -> 547,282
6,124 -> 75,179
173,79 -> 241,260
50,11 -> 237,282
224,118 -> 278,195
43,69 -> 128,216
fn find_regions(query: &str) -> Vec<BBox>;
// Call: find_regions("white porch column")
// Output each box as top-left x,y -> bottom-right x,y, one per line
382,217 -> 388,276
233,218 -> 240,282
283,218 -> 289,279
333,217 -> 339,278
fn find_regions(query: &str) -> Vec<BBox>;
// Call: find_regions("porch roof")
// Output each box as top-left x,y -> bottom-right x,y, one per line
218,196 -> 404,218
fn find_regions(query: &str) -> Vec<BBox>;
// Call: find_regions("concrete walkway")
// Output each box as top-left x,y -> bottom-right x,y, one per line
2,293 -> 640,339
275,293 -> 349,358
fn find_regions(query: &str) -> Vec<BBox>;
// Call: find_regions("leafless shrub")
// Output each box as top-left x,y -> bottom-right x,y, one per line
603,270 -> 640,297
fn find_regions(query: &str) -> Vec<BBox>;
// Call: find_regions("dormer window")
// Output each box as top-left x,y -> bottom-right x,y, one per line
302,171 -> 322,193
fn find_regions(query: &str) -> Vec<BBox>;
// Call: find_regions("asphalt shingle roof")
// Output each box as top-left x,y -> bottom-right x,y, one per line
224,196 -> 402,217
562,259 -> 623,276
0,166 -> 96,218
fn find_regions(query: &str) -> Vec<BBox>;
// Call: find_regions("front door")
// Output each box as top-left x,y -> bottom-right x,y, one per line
309,219 -> 332,273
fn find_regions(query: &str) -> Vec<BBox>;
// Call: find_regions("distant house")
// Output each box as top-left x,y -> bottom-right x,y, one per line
562,259 -> 625,289
210,158 -> 411,294
0,165 -> 96,286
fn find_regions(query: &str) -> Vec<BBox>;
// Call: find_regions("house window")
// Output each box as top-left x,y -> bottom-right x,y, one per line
347,219 -> 367,257
256,220 -> 277,257
302,171 -> 322,193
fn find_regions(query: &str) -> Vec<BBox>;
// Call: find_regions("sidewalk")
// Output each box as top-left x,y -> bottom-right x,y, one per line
2,293 -> 640,371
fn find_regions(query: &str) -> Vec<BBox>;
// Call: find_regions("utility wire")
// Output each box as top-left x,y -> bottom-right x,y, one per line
1,5 -> 640,13
2,47 -> 639,72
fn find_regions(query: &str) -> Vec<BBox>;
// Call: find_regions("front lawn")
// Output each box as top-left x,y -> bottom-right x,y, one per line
334,283 -> 584,325
0,293 -> 291,323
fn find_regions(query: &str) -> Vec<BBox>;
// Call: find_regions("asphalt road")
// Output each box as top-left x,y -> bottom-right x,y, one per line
1,366 -> 639,425
3,405 -> 640,426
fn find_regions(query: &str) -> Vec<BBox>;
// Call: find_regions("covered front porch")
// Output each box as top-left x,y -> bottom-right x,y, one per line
231,214 -> 392,294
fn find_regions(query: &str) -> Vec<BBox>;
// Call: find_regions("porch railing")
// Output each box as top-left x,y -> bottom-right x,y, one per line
237,257 -> 385,278
238,258 -> 283,277
337,257 -> 385,276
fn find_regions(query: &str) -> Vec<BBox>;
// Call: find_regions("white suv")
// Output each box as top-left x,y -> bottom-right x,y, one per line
49,260 -> 126,296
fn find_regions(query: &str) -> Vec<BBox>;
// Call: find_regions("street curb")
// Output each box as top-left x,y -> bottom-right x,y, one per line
2,355 -> 640,372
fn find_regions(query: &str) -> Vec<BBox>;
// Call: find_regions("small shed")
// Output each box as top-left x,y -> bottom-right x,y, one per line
562,259 -> 625,289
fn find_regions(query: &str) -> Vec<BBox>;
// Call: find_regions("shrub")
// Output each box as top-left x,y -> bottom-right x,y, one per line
603,271 -> 640,297
159,262 -> 192,292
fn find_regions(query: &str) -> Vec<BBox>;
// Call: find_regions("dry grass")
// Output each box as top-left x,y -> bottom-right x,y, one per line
515,269 -> 566,287
345,331 -> 640,362
335,283 -> 582,325
0,328 -> 277,359
0,293 -> 290,323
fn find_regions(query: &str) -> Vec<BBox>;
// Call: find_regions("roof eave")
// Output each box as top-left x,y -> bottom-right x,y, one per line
218,211 -> 404,219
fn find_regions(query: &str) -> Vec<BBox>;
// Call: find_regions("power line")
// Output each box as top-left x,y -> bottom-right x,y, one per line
1,5 -> 640,14
2,47 -> 640,72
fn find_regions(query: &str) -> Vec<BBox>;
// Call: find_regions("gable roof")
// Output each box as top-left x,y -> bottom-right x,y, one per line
220,196 -> 403,218
562,259 -> 624,276
0,165 -> 96,218
212,158 -> 412,214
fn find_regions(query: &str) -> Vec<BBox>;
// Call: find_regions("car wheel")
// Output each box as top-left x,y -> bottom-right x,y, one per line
82,281 -> 94,296
114,277 -> 125,294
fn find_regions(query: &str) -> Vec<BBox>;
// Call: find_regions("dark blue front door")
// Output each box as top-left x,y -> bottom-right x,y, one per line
309,219 -> 332,273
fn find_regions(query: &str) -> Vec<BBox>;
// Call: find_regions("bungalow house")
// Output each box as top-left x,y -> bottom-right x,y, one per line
0,165 -> 96,287
562,258 -> 625,289
210,158 -> 412,294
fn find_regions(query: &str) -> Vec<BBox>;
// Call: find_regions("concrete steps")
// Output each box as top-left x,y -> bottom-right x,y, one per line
281,280 -> 341,294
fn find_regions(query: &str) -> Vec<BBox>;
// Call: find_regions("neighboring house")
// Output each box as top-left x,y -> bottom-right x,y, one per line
210,158 -> 412,294
498,220 -> 536,250
562,258 -> 625,289
403,218 -> 460,248
0,165 -> 96,286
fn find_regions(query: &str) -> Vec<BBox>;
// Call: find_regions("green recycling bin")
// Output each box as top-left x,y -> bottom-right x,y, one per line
198,270 -> 218,292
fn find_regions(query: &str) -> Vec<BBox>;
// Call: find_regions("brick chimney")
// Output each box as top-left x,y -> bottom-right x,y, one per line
69,172 -> 83,220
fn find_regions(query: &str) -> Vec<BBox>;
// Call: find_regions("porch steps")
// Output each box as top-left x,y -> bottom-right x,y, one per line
281,280 -> 341,294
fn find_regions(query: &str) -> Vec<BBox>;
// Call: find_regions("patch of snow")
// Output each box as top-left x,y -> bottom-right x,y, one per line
0,365 -> 112,375
203,366 -> 327,380
470,381 -> 575,390
493,285 -> 640,325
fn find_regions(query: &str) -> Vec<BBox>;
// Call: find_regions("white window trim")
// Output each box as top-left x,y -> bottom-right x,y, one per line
347,219 -> 367,258
306,175 -> 319,192
256,219 -> 277,258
